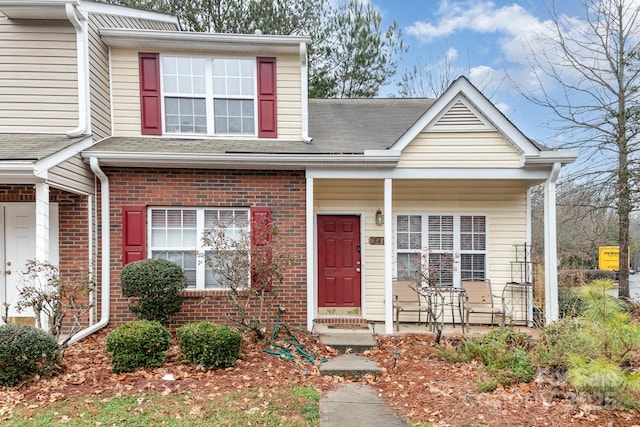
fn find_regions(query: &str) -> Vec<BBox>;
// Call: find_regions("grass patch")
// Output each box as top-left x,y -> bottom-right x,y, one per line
6,385 -> 321,427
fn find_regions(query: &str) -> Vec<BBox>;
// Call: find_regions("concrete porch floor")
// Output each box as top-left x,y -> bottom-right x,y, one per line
314,321 -> 541,340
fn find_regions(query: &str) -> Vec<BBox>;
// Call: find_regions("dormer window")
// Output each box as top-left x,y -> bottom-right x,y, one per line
139,53 -> 276,138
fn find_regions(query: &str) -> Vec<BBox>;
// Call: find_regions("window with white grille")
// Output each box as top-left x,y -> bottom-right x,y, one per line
396,214 -> 487,285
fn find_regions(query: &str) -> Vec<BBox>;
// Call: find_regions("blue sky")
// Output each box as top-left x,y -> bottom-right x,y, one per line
369,0 -> 588,146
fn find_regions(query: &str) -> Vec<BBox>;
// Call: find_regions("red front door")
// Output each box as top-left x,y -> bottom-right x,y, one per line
317,215 -> 361,307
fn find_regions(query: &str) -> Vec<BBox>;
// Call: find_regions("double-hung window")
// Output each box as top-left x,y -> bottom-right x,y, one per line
161,56 -> 256,135
149,207 -> 250,289
396,214 -> 487,285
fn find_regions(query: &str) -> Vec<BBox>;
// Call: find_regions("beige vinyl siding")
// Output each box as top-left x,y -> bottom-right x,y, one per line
275,54 -> 302,139
89,14 -> 177,139
110,49 -> 302,139
110,48 -> 141,135
88,15 -> 112,140
87,13 -> 180,140
314,179 -> 528,323
0,15 -> 78,132
398,131 -> 522,168
48,154 -> 95,195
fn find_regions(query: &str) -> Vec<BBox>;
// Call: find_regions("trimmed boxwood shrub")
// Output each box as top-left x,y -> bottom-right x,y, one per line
0,324 -> 60,386
177,321 -> 242,368
106,320 -> 172,373
120,258 -> 187,325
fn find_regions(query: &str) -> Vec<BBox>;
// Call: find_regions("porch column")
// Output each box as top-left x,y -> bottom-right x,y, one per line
306,176 -> 315,331
384,178 -> 394,334
35,182 -> 50,262
543,163 -> 561,324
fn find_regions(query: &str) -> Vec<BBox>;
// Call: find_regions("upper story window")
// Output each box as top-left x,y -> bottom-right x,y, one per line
396,214 -> 487,285
162,56 -> 256,135
138,53 -> 277,138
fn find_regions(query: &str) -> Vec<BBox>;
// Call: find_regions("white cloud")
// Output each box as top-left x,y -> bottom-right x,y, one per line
407,1 -> 539,43
405,1 -> 590,93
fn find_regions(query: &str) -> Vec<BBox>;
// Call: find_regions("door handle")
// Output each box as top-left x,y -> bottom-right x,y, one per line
356,268 -> 361,273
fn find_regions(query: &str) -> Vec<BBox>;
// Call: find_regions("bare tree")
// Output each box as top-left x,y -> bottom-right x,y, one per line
396,50 -> 459,98
532,182 -> 619,269
520,0 -> 640,298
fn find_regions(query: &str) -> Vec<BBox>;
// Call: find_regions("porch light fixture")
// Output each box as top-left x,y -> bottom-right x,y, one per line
375,209 -> 384,226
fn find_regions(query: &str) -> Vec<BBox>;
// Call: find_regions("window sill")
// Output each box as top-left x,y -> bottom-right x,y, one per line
180,288 -> 229,297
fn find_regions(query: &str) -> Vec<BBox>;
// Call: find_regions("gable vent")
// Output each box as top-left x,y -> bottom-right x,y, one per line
432,100 -> 489,130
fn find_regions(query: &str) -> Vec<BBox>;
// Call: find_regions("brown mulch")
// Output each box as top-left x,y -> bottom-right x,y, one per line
2,329 -> 640,427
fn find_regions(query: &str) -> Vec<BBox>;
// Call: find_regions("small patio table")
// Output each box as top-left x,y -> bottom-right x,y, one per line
419,286 -> 467,332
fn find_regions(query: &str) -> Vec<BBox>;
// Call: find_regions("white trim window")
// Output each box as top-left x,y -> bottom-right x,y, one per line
396,214 -> 487,285
161,56 -> 256,135
149,207 -> 249,289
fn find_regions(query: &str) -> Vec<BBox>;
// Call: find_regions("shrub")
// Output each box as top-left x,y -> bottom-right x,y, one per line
558,287 -> 586,318
177,321 -> 242,368
535,280 -> 640,408
534,317 -> 600,372
120,258 -> 187,325
105,320 -> 171,373
558,269 -> 615,288
0,323 -> 60,386
567,355 -> 640,408
464,327 -> 536,387
12,259 -> 94,349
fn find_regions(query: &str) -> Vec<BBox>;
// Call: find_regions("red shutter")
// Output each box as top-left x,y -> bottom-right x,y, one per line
123,206 -> 146,266
139,53 -> 162,135
250,206 -> 272,291
257,57 -> 277,138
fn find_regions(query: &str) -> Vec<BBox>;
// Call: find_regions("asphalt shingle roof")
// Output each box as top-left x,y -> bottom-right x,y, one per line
84,98 -> 436,156
0,133 -> 87,161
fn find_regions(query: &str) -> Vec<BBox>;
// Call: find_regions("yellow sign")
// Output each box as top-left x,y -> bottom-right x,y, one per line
598,246 -> 630,270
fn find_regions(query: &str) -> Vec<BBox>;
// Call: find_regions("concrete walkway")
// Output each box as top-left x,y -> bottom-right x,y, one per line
319,382 -> 411,427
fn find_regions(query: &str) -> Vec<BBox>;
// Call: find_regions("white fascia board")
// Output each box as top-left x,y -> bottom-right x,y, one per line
100,28 -> 311,55
34,136 -> 93,178
0,0 -> 72,19
82,152 -> 398,169
391,77 -> 540,157
524,150 -> 579,166
306,167 -> 553,181
364,149 -> 402,158
0,162 -> 39,183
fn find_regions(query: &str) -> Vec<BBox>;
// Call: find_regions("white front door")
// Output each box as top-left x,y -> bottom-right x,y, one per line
0,203 -> 58,325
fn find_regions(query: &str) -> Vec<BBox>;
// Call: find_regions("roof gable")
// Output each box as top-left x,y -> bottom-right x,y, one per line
390,76 -> 540,158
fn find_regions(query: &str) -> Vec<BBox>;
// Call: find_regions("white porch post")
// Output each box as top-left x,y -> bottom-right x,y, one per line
384,178 -> 394,334
306,176 -> 315,331
35,182 -> 50,262
543,163 -> 561,324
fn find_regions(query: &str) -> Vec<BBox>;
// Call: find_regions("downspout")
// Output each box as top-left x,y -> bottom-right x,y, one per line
88,194 -> 94,325
543,162 -> 561,325
68,158 -> 110,344
65,3 -> 90,138
300,42 -> 312,143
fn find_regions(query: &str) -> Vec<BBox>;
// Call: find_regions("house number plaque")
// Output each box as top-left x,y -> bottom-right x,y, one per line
369,237 -> 384,245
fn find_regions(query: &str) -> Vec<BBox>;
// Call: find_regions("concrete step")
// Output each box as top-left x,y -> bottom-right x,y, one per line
319,354 -> 382,377
318,332 -> 378,354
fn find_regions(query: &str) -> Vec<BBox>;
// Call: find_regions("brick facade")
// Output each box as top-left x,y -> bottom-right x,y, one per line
100,168 -> 307,330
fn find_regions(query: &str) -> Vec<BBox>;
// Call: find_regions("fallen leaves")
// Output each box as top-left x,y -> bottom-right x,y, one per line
0,329 -> 639,426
